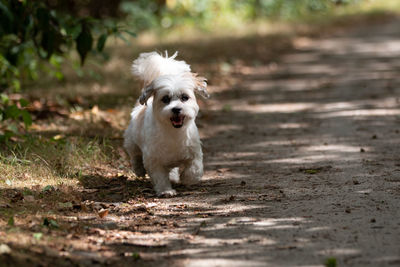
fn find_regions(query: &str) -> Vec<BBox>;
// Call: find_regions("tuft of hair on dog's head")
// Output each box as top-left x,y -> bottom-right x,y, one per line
132,51 -> 209,105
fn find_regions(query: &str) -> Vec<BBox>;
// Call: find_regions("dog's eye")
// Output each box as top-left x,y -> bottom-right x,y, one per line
161,95 -> 170,104
181,94 -> 189,102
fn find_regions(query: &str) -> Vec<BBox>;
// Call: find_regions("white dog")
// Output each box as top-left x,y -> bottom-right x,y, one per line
123,51 -> 209,197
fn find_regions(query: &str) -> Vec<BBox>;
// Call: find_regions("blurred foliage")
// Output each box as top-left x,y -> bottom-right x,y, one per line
0,94 -> 31,142
120,0 -> 362,31
0,0 -> 394,142
0,0 -> 133,142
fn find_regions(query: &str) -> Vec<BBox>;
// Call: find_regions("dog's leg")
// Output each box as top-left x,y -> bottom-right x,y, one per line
145,162 -> 176,197
169,167 -> 180,184
126,143 -> 146,177
131,155 -> 146,177
180,151 -> 203,185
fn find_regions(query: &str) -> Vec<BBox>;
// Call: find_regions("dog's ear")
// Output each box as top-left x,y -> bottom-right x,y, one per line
193,74 -> 209,99
139,83 -> 155,105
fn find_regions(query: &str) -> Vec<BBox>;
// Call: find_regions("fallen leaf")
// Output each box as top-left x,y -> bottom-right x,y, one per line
98,209 -> 109,219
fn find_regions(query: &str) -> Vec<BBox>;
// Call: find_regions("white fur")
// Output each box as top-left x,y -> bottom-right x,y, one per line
124,51 -> 208,197
131,51 -> 191,87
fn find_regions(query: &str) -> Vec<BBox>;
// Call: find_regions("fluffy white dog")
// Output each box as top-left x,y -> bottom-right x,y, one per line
123,51 -> 209,197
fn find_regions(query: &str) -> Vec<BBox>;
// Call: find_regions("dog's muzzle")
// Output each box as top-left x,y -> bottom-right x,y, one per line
170,114 -> 185,128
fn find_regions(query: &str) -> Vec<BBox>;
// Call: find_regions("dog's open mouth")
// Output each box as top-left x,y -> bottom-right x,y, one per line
170,115 -> 185,128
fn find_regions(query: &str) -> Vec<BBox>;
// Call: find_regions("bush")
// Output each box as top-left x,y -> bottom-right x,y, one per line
0,0 -> 133,142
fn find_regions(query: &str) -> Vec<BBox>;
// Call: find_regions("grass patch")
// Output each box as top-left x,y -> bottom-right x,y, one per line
0,136 -> 126,190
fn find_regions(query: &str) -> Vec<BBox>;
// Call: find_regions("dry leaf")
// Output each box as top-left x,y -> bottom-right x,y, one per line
98,209 -> 109,219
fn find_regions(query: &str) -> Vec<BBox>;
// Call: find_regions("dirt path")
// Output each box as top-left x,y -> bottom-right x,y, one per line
2,18 -> 400,267
145,18 -> 400,266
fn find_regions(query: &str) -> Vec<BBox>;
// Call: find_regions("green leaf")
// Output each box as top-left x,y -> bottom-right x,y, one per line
12,79 -> 20,91
66,23 -> 82,40
7,123 -> 19,135
4,105 -> 20,119
21,110 -> 32,128
42,185 -> 55,192
54,71 -> 64,81
97,34 -> 107,52
19,98 -> 29,107
1,94 -> 9,104
324,257 -> 337,267
132,252 -> 141,260
115,32 -> 128,44
43,218 -> 58,228
49,219 -> 59,228
33,232 -> 43,241
7,216 -> 14,226
123,30 -> 136,37
76,23 -> 93,65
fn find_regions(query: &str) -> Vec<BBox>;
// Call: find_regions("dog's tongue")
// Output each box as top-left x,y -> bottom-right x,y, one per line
171,115 -> 184,128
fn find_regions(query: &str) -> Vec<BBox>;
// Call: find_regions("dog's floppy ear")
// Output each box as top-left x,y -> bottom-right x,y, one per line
193,74 -> 209,99
139,83 -> 155,105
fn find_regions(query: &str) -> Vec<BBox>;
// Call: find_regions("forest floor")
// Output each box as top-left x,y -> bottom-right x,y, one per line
1,14 -> 400,267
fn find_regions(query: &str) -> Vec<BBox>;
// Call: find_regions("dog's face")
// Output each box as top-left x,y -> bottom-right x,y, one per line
153,80 -> 198,129
140,74 -> 208,129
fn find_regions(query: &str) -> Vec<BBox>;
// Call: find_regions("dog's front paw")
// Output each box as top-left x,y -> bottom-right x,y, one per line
157,189 -> 177,198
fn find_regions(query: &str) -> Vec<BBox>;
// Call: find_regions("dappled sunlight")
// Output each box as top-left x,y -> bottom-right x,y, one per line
306,226 -> 331,232
317,248 -> 362,256
200,124 -> 242,139
234,102 -> 316,113
355,189 -> 372,194
246,140 -> 299,147
266,154 -> 339,164
273,122 -> 309,129
316,108 -> 400,118
316,38 -> 400,56
304,144 -> 362,153
2,6 -> 400,266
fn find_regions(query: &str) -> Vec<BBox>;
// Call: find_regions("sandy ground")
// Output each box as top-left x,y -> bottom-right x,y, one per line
1,17 -> 400,267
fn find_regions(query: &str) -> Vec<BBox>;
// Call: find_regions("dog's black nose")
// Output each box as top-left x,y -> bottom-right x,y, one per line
172,107 -> 181,114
